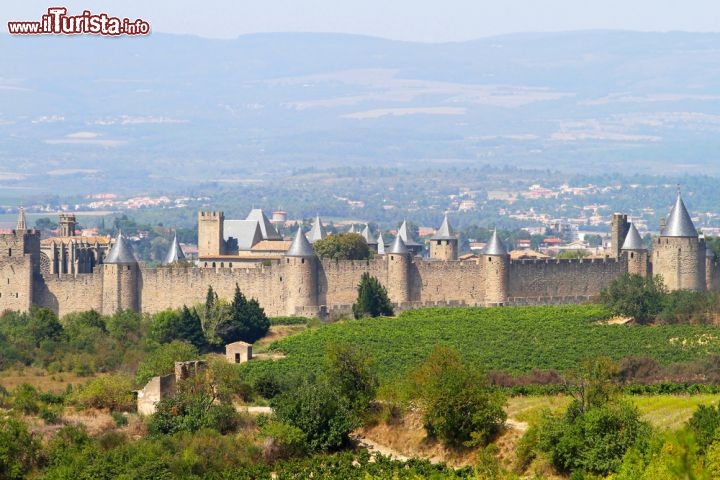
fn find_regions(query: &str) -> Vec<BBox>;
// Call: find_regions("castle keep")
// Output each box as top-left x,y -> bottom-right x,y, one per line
1,193 -> 718,318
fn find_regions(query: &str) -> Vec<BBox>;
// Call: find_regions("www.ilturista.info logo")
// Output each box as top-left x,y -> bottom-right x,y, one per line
8,8 -> 150,35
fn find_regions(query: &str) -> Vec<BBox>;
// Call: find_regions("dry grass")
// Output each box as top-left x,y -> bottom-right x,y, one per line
253,325 -> 307,353
0,367 -> 96,393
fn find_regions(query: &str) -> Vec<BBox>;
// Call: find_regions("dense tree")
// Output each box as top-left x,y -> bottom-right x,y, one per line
0,416 -> 39,480
411,345 -> 506,447
34,217 -> 58,232
600,273 -> 666,323
325,342 -> 378,419
215,284 -> 269,345
313,233 -> 370,260
530,358 -> 652,476
687,404 -> 720,453
272,379 -> 356,452
151,306 -> 207,351
352,272 -> 394,319
135,340 -> 198,385
148,375 -> 241,435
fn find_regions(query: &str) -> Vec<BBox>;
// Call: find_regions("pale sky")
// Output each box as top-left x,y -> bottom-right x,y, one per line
5,0 -> 720,42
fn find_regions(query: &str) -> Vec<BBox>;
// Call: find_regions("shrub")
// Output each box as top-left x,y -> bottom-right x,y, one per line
70,374 -> 136,412
600,274 -> 666,323
325,342 -> 378,419
272,379 -> 356,452
135,340 -> 198,386
261,421 -> 307,462
412,346 -> 506,447
12,383 -> 40,415
536,400 -> 651,476
269,316 -> 311,326
687,404 -> 720,453
0,416 -> 39,480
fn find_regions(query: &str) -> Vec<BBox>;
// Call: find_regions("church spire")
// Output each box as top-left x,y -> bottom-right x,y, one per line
15,207 -> 27,232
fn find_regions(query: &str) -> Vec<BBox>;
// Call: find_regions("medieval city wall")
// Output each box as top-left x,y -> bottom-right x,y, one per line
507,257 -> 628,304
317,257 -> 387,309
36,273 -> 104,317
412,259 -> 486,306
139,264 -> 286,316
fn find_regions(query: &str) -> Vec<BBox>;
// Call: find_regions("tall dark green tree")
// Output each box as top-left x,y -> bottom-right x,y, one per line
215,284 -> 270,345
352,273 -> 394,319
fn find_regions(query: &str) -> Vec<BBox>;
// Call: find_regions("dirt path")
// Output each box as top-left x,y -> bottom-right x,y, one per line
351,434 -> 411,462
505,418 -> 529,432
236,405 -> 272,414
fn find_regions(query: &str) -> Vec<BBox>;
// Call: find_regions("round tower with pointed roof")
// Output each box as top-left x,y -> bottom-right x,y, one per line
102,231 -> 139,314
621,223 -> 649,277
430,214 -> 458,261
653,192 -> 706,291
386,235 -> 410,305
284,227 -> 318,316
482,229 -> 509,306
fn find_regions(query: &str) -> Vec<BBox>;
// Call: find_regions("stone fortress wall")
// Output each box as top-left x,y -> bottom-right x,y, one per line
1,193 -> 717,318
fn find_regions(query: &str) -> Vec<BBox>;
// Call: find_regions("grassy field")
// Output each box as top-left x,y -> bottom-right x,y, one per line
243,305 -> 720,384
506,394 -> 720,431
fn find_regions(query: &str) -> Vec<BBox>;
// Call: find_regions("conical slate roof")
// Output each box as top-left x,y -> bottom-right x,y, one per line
164,233 -> 186,264
377,232 -> 386,254
621,224 -> 645,251
483,230 -> 507,256
307,215 -> 326,244
662,193 -> 697,237
16,207 -> 26,231
286,227 -> 315,257
387,235 -> 409,255
347,224 -> 358,234
246,209 -> 282,240
431,214 -> 455,240
105,231 -> 137,264
361,224 -> 376,245
398,220 -> 421,247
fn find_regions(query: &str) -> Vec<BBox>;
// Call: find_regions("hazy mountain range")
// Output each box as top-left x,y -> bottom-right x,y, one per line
1,30 -> 720,198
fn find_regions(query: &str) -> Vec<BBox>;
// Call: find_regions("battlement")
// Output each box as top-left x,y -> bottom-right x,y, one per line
199,211 -> 223,218
510,256 -> 620,266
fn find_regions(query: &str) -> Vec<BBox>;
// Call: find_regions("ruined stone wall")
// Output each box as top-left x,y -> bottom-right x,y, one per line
507,257 -> 628,303
653,237 -> 705,291
139,264 -> 286,316
35,273 -> 103,317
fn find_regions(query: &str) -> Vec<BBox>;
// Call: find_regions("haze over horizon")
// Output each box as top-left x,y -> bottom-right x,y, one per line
5,0 -> 720,42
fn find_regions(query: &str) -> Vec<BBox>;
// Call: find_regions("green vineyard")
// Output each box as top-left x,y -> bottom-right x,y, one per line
245,305 -> 720,384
